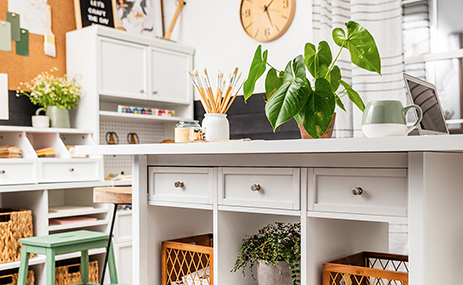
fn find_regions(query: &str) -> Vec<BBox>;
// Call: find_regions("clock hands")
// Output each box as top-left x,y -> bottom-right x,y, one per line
263,0 -> 274,28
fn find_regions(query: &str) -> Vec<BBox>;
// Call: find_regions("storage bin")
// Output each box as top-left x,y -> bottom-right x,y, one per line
0,209 -> 33,263
0,270 -> 34,285
55,260 -> 98,285
162,234 -> 213,285
323,251 -> 408,285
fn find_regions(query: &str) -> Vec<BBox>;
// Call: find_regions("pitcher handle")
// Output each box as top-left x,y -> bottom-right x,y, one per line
35,107 -> 45,116
404,104 -> 423,135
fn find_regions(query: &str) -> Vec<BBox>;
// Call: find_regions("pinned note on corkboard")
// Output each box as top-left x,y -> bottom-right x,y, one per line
0,0 -> 77,90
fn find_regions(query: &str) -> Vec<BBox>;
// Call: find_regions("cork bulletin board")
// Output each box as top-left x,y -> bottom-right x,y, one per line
0,0 -> 76,90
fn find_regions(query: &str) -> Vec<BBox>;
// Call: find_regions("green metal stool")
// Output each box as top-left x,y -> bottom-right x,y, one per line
17,230 -> 122,285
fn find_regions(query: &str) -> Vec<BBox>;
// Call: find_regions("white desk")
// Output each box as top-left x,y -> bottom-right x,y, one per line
77,135 -> 463,285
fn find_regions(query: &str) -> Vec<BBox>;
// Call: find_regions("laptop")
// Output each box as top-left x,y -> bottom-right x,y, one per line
403,73 -> 450,136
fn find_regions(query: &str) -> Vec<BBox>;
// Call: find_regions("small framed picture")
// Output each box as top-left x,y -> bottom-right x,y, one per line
73,0 -> 118,29
114,0 -> 164,38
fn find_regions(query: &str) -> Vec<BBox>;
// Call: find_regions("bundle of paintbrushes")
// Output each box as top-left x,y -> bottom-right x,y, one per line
188,68 -> 245,114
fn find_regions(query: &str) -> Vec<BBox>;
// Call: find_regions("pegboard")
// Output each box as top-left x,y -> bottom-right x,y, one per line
99,117 -> 165,176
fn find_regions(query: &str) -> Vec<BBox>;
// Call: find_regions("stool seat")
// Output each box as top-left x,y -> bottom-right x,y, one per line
93,187 -> 132,204
20,230 -> 108,248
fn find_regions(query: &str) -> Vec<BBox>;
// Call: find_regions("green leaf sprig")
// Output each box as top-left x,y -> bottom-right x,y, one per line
243,21 -> 381,138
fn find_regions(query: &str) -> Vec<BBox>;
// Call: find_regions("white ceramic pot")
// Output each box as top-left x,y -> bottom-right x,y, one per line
201,113 -> 229,141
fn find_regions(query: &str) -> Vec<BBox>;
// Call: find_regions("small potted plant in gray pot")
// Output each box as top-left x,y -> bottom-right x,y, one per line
232,222 -> 301,285
243,21 -> 382,138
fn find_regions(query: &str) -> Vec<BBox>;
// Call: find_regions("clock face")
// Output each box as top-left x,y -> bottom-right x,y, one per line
240,0 -> 296,42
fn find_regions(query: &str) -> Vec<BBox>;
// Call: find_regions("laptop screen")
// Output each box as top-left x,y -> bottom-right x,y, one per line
404,74 -> 449,135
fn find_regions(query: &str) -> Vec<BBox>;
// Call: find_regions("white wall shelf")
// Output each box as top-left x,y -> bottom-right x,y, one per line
48,208 -> 110,219
99,111 -> 188,122
0,178 -> 131,193
48,220 -> 109,232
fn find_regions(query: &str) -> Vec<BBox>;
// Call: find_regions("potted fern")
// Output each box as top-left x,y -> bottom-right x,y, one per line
232,222 -> 301,285
243,21 -> 381,138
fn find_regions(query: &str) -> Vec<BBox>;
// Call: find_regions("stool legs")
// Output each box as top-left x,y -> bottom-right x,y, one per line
17,246 -> 30,285
108,242 -> 118,284
45,248 -> 56,285
81,249 -> 89,284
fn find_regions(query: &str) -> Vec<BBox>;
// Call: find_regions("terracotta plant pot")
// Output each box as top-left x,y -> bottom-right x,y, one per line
299,113 -> 336,139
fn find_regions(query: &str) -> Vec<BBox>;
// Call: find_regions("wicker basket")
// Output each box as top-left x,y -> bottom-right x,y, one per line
162,234 -> 213,285
55,260 -> 98,285
0,270 -> 34,285
323,251 -> 409,285
0,209 -> 33,264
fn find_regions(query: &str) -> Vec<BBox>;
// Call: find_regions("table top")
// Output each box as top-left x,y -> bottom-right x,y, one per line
76,135 -> 463,156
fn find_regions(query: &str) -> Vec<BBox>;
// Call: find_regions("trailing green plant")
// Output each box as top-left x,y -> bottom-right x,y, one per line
231,222 -> 301,285
243,21 -> 382,138
16,68 -> 82,110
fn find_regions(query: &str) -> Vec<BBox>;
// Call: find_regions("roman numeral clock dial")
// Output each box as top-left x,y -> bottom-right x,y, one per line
240,0 -> 295,42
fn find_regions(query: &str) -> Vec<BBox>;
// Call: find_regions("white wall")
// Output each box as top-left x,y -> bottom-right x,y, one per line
162,0 -> 313,99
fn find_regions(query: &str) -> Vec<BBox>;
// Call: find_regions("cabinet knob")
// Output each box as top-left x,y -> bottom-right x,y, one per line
152,91 -> 158,95
0,170 -> 5,174
352,187 -> 363,196
140,90 -> 145,93
174,181 -> 184,188
251,183 -> 261,192
69,168 -> 75,172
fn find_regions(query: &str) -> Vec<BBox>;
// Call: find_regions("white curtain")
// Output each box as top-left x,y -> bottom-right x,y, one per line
313,0 -> 404,137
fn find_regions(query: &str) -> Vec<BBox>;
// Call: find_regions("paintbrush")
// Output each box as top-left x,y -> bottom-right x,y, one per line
44,5 -> 56,57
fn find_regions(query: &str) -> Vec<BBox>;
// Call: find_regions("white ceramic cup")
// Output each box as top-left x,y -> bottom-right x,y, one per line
201,113 -> 229,141
32,108 -> 50,128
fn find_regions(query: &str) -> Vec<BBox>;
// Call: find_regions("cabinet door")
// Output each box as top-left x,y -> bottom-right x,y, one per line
99,37 -> 148,99
149,47 -> 192,104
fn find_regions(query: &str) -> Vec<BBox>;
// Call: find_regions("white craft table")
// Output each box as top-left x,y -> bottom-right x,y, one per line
77,135 -> 463,285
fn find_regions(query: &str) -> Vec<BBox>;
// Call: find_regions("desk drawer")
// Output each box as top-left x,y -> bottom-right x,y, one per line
219,168 -> 300,210
149,167 -> 213,204
311,168 -> 407,217
0,160 -> 37,185
39,159 -> 100,183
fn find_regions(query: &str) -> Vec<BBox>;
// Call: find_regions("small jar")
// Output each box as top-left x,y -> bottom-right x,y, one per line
175,120 -> 200,143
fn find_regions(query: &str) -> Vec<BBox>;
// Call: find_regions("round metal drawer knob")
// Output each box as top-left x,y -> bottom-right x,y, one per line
69,168 -> 75,172
174,181 -> 184,188
251,183 -> 261,191
0,170 -> 5,174
352,187 -> 363,196
153,91 -> 158,95
140,90 -> 145,93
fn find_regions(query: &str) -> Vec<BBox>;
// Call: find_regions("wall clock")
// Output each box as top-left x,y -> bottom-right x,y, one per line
240,0 -> 296,42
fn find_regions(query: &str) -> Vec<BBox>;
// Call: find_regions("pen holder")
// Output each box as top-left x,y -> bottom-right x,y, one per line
202,113 -> 229,141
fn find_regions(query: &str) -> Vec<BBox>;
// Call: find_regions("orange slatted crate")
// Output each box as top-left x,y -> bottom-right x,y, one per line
162,234 -> 213,285
323,251 -> 409,285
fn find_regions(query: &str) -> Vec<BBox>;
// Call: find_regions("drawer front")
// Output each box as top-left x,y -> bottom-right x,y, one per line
115,211 -> 132,242
219,168 -> 300,210
0,160 -> 37,185
149,167 -> 213,204
311,168 -> 407,216
39,159 -> 100,183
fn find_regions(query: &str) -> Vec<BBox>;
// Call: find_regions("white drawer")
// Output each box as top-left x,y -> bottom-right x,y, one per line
0,159 -> 37,185
219,168 -> 300,210
115,211 -> 132,242
310,168 -> 407,217
149,167 -> 214,204
39,159 -> 100,183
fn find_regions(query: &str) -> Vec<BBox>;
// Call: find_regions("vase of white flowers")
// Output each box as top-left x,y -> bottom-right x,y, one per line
17,68 -> 81,128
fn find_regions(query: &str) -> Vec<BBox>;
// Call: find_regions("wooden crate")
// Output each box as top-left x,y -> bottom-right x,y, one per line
55,260 -> 98,285
323,251 -> 409,285
162,234 -> 213,285
0,270 -> 34,285
0,209 -> 33,263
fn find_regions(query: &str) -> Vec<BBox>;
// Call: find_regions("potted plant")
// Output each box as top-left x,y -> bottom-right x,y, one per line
243,21 -> 382,138
232,222 -> 301,285
16,68 -> 81,128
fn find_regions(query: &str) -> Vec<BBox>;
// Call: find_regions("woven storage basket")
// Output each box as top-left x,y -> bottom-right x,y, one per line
162,234 -> 213,285
55,260 -> 98,285
0,209 -> 33,264
0,270 -> 34,285
323,251 -> 409,285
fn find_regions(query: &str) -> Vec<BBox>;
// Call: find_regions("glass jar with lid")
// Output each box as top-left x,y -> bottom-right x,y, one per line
175,120 -> 200,143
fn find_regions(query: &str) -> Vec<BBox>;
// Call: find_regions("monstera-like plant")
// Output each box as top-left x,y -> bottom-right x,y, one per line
243,21 -> 382,138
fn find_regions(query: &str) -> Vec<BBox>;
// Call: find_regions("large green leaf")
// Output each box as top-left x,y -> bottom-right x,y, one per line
304,41 -> 332,78
243,45 -> 268,100
333,22 -> 381,75
326,65 -> 341,92
265,56 -> 311,131
265,68 -> 283,99
297,78 -> 335,138
340,80 -> 365,111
